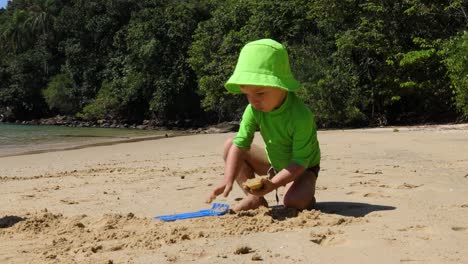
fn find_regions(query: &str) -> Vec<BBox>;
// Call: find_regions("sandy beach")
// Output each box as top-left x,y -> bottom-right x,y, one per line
1,124 -> 468,263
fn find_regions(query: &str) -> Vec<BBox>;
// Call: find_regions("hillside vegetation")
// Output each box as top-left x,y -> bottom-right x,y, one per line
1,0 -> 467,128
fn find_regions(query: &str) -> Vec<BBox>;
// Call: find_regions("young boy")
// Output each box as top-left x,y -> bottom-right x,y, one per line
206,39 -> 321,211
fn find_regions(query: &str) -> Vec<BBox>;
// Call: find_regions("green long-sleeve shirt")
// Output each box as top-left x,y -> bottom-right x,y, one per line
233,92 -> 320,171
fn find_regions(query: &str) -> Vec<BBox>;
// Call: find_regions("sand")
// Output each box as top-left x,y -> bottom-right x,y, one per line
1,124 -> 468,263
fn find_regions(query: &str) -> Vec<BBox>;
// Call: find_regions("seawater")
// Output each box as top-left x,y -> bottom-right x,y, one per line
0,123 -> 170,157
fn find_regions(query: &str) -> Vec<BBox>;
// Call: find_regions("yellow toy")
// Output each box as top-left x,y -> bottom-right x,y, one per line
244,177 -> 264,190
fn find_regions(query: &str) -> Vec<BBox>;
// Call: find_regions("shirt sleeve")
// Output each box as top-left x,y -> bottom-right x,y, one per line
291,111 -> 320,168
233,105 -> 257,150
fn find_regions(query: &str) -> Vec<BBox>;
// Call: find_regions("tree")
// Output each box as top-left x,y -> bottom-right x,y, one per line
43,72 -> 79,114
443,31 -> 468,119
81,0 -> 210,123
0,9 -> 30,53
0,49 -> 48,119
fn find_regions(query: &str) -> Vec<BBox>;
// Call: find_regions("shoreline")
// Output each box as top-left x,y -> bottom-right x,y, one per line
2,122 -> 467,158
0,133 -> 178,158
0,121 -> 239,158
1,114 -> 465,131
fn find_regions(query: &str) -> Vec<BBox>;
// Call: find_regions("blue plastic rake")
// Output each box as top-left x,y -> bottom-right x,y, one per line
153,203 -> 230,222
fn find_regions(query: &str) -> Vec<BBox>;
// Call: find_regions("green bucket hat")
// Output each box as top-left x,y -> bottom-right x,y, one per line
225,39 -> 300,94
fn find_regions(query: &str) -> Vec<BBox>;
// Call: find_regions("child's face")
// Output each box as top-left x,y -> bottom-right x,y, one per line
239,85 -> 287,112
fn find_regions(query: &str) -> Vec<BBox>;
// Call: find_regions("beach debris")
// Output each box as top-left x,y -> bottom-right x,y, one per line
234,245 -> 252,254
451,226 -> 467,232
73,222 -> 85,228
90,245 -> 102,253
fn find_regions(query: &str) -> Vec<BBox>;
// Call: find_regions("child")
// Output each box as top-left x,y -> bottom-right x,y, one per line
206,39 -> 321,211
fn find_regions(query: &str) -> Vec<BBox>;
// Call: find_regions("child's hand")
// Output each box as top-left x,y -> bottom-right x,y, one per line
243,178 -> 276,197
205,181 -> 234,204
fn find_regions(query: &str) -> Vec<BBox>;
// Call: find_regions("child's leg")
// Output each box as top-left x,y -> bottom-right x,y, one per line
282,169 -> 318,210
223,138 -> 270,211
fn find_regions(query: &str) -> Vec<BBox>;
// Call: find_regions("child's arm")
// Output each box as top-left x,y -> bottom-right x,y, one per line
270,163 -> 306,187
206,105 -> 257,203
206,144 -> 246,203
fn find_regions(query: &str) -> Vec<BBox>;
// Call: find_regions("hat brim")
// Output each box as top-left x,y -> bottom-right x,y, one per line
225,71 -> 300,94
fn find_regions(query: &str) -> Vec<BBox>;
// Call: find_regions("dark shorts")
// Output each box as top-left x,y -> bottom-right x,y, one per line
307,164 -> 320,178
268,164 -> 320,179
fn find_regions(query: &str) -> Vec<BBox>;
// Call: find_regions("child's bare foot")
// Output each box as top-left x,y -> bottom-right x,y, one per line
232,195 -> 268,212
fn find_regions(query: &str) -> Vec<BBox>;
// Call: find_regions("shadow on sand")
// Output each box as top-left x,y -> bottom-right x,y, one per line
0,215 -> 26,228
315,201 -> 396,217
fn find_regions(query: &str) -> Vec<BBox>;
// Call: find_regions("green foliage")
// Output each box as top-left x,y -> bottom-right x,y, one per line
0,49 -> 48,119
189,0 -> 331,121
188,0 -> 251,120
399,49 -> 436,66
0,9 -> 29,53
54,0 -> 142,109
78,80 -> 119,120
0,0 -> 467,126
96,0 -> 207,122
43,72 -> 78,114
330,0 -> 465,124
443,32 -> 468,118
